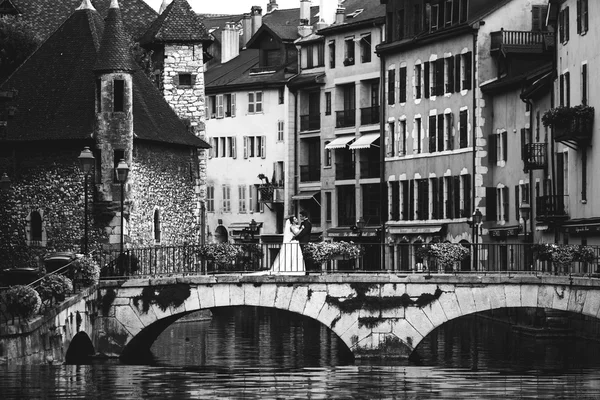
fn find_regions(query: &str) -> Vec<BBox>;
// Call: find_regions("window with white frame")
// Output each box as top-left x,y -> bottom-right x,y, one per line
344,37 -> 355,65
445,56 -> 454,93
206,185 -> 215,212
399,119 -> 407,156
559,6 -> 569,44
222,185 -> 231,212
444,112 -> 453,150
460,52 -> 472,90
209,136 -> 236,158
415,63 -> 422,99
238,185 -> 247,213
497,130 -> 507,162
577,0 -> 588,35
243,135 -> 266,158
248,91 -> 263,113
277,120 -> 284,141
496,186 -> 509,222
360,34 -> 371,63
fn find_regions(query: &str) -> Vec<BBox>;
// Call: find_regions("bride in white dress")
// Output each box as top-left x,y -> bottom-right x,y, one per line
270,216 -> 306,275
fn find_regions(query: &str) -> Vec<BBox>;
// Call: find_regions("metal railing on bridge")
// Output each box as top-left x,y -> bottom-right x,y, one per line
93,243 -> 600,279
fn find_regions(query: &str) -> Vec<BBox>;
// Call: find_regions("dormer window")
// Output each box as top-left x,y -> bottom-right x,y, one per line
347,9 -> 363,19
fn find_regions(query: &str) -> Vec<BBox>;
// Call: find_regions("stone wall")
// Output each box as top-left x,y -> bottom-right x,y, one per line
161,43 -> 208,243
128,143 -> 198,246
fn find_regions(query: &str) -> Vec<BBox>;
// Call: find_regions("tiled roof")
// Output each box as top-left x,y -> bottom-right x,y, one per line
205,49 -> 259,88
94,3 -> 139,72
318,0 -> 385,34
6,0 -> 157,40
0,5 -> 208,149
261,6 -> 319,41
140,0 -> 210,45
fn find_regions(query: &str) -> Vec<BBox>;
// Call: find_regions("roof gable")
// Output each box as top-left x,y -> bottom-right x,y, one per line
140,0 -> 210,45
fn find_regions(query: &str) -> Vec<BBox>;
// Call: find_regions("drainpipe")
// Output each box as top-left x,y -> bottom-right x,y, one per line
293,90 -> 299,216
471,23 -> 480,244
378,24 -> 387,271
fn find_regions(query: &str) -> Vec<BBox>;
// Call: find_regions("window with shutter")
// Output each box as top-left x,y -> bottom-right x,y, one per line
582,63 -> 588,105
486,187 -> 497,221
532,5 -> 548,31
576,0 -> 582,33
453,176 -> 461,218
445,113 -> 453,150
560,73 -> 565,106
401,181 -> 409,220
515,185 -> 520,220
502,131 -> 508,162
256,92 -> 263,112
454,56 -> 461,91
565,7 -> 570,42
502,187 -> 509,222
415,117 -> 422,153
431,178 -> 439,219
488,133 -> 497,164
391,181 -> 400,220
565,71 -> 570,107
446,176 -> 453,219
409,180 -> 415,220
437,114 -> 444,151
459,110 -> 468,148
429,115 -> 437,153
399,66 -> 407,103
261,135 -> 266,158
435,58 -> 444,95
388,69 -> 395,105
216,94 -> 224,118
446,56 -> 454,93
243,136 -> 248,158
438,177 -> 445,219
424,62 -> 430,98
463,52 -> 472,90
415,64 -> 422,99
230,94 -> 236,117
386,122 -> 395,157
399,120 -> 407,156
232,137 -> 237,159
463,174 -> 471,216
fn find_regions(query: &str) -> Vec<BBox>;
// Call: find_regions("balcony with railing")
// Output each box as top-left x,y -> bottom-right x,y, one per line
300,113 -> 320,131
522,142 -> 547,170
536,195 -> 569,220
259,184 -> 284,203
335,161 -> 355,180
335,109 -> 355,128
490,30 -> 554,54
360,106 -> 379,126
300,164 -> 320,182
359,160 -> 380,179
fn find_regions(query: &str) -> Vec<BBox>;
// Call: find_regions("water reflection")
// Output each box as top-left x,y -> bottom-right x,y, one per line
2,307 -> 600,399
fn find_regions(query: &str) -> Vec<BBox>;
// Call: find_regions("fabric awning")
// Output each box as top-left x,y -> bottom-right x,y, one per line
325,135 -> 355,149
388,225 -> 444,235
349,133 -> 380,150
292,191 -> 321,205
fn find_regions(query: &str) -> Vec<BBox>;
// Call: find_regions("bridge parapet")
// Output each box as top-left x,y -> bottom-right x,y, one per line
94,274 -> 600,360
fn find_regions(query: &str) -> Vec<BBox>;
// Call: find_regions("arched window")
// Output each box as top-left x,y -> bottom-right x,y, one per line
154,209 -> 161,243
30,211 -> 42,242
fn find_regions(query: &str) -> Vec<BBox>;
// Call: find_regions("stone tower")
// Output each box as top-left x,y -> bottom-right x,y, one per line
93,0 -> 139,248
139,0 -> 211,243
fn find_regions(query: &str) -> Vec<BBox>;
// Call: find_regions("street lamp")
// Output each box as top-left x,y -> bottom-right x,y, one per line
0,173 -> 10,193
472,209 -> 483,271
352,217 -> 366,236
115,159 -> 130,254
519,202 -> 531,240
78,147 -> 95,254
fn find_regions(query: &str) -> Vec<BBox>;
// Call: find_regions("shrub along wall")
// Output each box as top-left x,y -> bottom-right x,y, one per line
129,143 -> 198,246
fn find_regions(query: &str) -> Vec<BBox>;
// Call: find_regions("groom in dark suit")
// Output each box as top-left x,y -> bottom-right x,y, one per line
294,210 -> 313,272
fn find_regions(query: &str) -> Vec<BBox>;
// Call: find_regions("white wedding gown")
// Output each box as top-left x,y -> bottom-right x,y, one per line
249,220 -> 305,275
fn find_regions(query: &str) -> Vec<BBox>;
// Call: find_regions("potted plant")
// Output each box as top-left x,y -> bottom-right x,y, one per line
198,242 -> 244,271
542,105 -> 594,140
37,274 -> 73,306
304,241 -> 362,265
416,243 -> 470,272
4,285 -> 41,322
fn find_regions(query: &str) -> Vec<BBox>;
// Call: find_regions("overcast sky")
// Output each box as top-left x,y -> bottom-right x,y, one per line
143,0 -> 302,15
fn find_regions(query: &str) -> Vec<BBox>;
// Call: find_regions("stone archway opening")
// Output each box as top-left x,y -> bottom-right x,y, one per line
65,331 -> 95,364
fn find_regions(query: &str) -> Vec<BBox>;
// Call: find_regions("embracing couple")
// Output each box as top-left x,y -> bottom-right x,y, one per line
270,210 -> 312,275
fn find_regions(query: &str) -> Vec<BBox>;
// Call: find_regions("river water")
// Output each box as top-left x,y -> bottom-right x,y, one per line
3,307 -> 600,399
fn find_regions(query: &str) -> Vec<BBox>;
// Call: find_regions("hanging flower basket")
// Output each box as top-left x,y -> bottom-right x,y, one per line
415,243 -> 470,270
304,241 -> 362,265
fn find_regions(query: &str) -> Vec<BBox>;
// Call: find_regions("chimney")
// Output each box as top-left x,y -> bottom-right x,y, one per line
267,0 -> 278,13
242,13 -> 252,46
335,6 -> 345,24
221,22 -> 240,63
298,0 -> 312,37
251,6 -> 263,36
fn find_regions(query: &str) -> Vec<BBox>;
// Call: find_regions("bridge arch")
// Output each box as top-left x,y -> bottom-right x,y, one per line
95,276 -> 600,360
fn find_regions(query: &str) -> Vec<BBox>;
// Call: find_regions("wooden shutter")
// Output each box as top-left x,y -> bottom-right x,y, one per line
520,128 -> 527,162
424,62 -> 430,98
446,177 -> 453,219
231,94 -> 236,117
560,73 -> 565,106
447,56 -> 454,93
435,58 -> 444,95
576,0 -> 582,33
402,181 -> 409,220
409,180 -> 415,220
432,179 -> 439,219
454,55 -> 461,91
447,113 -> 454,150
388,69 -> 396,105
502,131 -> 508,162
515,185 -> 520,220
486,187 -> 497,221
459,110 -> 468,148
208,137 -> 215,158
399,66 -> 407,103
216,94 -> 224,118
463,175 -> 471,216
565,7 -> 570,42
386,123 -> 393,156
565,71 -> 570,107
438,177 -> 445,219
231,136 -> 237,159
429,115 -> 437,152
503,187 -> 509,221
437,114 -> 444,151
582,63 -> 588,105
261,135 -> 266,158
453,176 -> 461,218
489,133 -> 497,164
464,52 -> 472,90
243,136 -> 248,159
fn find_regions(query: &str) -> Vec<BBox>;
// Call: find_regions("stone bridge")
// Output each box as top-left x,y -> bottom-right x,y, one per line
95,274 -> 600,360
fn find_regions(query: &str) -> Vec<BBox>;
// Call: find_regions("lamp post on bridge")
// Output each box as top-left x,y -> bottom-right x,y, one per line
115,159 -> 130,255
78,147 -> 95,255
520,202 -> 532,270
472,209 -> 483,271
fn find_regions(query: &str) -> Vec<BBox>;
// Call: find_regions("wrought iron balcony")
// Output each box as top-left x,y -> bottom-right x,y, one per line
536,195 -> 569,220
553,115 -> 594,148
491,30 -> 554,54
359,160 -> 380,179
360,106 -> 379,126
335,162 -> 355,180
335,109 -> 355,128
259,185 -> 284,203
522,142 -> 547,170
300,113 -> 320,131
300,165 -> 320,182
